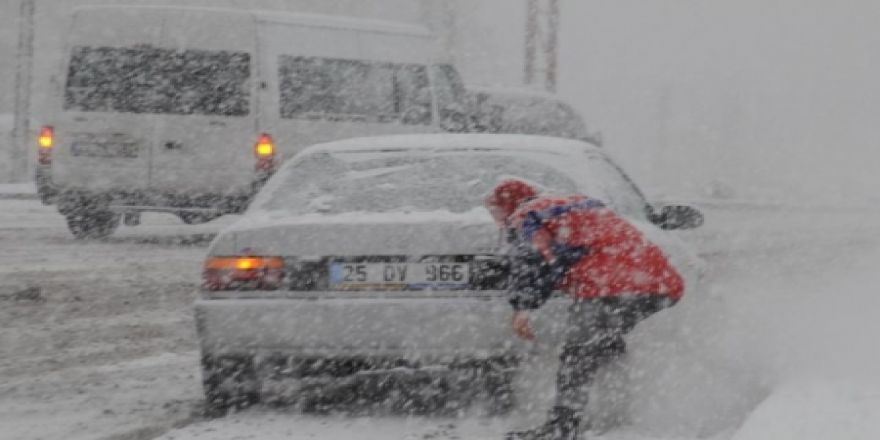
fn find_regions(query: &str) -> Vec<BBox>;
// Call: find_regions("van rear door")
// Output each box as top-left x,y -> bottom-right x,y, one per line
148,10 -> 258,198
53,8 -> 165,193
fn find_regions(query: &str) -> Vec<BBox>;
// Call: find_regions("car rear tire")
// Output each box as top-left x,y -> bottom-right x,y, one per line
201,356 -> 260,418
482,361 -> 517,415
65,210 -> 120,239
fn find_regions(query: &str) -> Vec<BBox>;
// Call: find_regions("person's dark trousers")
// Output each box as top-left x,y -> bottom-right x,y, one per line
555,296 -> 670,418
506,296 -> 671,440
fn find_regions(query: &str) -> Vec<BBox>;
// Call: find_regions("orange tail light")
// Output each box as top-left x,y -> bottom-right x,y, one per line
203,256 -> 285,291
38,126 -> 54,165
255,134 -> 275,158
255,133 -> 276,172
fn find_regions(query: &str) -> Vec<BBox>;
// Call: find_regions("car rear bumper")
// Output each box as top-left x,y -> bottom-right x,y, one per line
194,293 -> 570,361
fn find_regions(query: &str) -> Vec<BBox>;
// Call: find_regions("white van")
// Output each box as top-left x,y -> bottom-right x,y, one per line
37,5 -> 472,238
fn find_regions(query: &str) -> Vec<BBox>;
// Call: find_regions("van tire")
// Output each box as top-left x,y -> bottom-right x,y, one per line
65,211 -> 120,239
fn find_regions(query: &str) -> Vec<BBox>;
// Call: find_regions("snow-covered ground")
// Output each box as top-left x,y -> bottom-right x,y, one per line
0,182 -> 36,198
2,198 -> 880,440
0,200 -> 236,440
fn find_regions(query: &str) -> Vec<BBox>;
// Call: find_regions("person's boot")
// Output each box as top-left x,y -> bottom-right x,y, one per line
505,406 -> 581,440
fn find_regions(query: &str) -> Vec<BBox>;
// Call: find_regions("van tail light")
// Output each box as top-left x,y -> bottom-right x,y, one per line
38,126 -> 54,165
203,256 -> 285,291
254,133 -> 276,172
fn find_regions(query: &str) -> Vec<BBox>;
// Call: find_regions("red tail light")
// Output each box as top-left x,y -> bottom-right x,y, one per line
38,126 -> 54,165
203,256 -> 285,291
254,133 -> 275,172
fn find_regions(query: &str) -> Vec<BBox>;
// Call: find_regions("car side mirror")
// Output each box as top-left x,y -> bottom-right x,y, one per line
652,205 -> 704,230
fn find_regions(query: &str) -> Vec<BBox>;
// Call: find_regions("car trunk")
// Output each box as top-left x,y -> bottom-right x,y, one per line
209,215 -> 507,292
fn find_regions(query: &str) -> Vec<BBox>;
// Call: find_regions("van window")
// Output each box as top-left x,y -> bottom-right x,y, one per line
64,46 -> 251,116
278,56 -> 432,125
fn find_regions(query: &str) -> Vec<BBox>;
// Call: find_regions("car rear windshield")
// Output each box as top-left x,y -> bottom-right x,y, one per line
261,151 -> 578,215
64,45 -> 251,116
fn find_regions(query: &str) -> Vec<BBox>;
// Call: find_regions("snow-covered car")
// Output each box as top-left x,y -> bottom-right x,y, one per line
467,86 -> 603,145
193,134 -> 704,414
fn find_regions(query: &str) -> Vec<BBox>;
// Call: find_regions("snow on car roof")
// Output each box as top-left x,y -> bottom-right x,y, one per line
72,5 -> 432,37
299,134 -> 598,156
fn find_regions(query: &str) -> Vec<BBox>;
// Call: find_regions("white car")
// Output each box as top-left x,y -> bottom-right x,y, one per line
194,134 -> 704,415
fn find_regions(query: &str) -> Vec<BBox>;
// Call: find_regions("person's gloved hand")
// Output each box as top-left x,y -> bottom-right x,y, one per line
512,310 -> 536,341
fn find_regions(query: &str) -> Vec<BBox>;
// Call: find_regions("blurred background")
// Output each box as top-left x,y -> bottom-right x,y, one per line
3,0 -> 880,204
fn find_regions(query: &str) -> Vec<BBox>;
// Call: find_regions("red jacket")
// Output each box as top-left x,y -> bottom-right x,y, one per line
509,195 -> 685,301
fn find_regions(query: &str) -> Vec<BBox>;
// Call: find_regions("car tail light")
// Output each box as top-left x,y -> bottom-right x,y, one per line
38,126 -> 54,165
203,256 -> 285,290
254,133 -> 275,172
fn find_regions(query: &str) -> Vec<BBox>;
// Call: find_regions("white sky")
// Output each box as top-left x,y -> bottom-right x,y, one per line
556,0 -> 880,201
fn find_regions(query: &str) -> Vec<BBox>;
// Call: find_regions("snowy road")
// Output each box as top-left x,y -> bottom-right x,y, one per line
2,199 -> 880,440
0,200 -> 233,440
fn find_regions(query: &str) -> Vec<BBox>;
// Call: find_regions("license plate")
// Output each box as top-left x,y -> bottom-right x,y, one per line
329,262 -> 470,290
72,141 -> 140,158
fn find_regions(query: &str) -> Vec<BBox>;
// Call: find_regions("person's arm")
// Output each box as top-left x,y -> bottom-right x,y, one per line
506,214 -> 592,340
507,231 -> 576,341
507,240 -> 552,309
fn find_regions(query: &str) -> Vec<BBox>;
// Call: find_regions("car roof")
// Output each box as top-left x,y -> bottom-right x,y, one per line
299,134 -> 599,156
72,5 -> 432,37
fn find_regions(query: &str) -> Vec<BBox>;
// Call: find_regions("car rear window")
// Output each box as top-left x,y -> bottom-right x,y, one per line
260,151 -> 578,215
64,46 -> 251,116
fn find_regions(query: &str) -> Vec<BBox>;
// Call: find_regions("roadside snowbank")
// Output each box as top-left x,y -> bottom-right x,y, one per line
732,379 -> 880,440
621,231 -> 880,439
726,241 -> 880,440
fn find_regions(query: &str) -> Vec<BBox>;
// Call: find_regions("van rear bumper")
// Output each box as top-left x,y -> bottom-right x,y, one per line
51,183 -> 264,215
45,163 -> 272,213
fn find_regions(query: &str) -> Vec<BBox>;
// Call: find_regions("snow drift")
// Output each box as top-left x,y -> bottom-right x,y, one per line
613,233 -> 880,438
